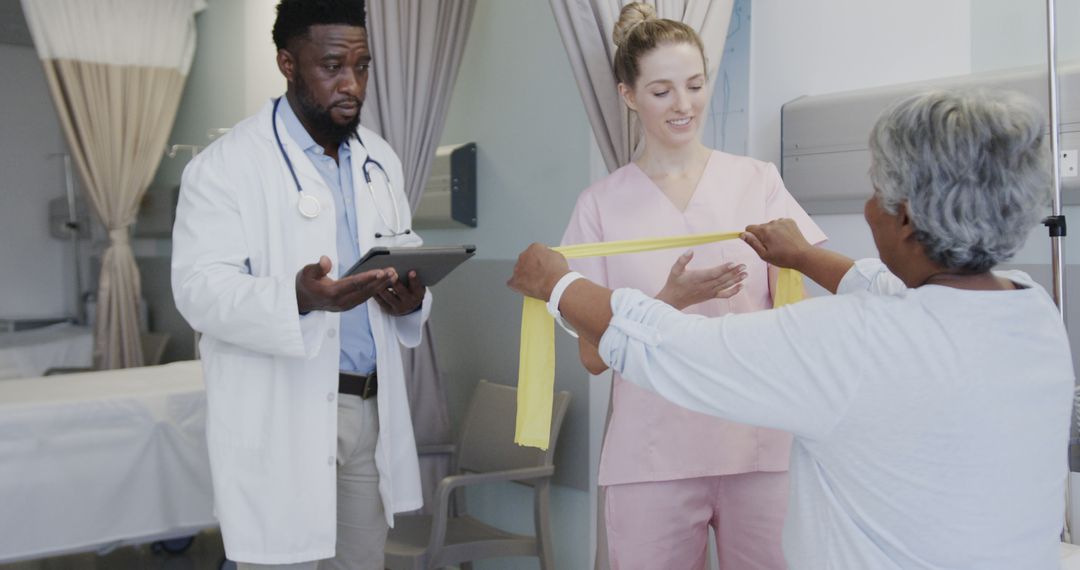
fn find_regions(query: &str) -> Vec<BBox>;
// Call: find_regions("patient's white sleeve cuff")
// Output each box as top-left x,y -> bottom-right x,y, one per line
546,271 -> 584,338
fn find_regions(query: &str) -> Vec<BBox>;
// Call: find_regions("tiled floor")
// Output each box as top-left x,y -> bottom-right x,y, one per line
0,530 -> 230,570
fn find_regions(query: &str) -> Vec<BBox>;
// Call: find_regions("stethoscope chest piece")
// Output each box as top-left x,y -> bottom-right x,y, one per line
297,192 -> 321,219
273,95 -> 406,232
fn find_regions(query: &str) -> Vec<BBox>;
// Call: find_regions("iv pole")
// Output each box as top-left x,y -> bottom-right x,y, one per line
61,155 -> 85,325
1045,0 -> 1065,315
1042,0 -> 1073,544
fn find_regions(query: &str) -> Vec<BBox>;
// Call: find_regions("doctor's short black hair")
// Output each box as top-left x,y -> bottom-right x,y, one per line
272,0 -> 367,51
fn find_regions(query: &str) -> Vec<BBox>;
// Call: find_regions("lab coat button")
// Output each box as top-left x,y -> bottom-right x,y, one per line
327,329 -> 337,339
327,392 -> 336,402
328,456 -> 335,466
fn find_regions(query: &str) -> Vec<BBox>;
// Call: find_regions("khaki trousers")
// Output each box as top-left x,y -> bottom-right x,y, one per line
238,395 -> 387,570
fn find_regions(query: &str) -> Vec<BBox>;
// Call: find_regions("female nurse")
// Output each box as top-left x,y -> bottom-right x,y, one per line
560,4 -> 825,569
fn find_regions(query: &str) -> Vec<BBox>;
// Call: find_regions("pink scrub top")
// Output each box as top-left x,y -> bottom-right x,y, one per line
562,151 -> 827,486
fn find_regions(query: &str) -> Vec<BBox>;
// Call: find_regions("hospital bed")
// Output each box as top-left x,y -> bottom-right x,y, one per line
0,360 -> 215,563
0,322 -> 92,380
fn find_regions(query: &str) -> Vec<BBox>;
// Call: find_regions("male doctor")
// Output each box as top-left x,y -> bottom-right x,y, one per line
171,0 -> 430,568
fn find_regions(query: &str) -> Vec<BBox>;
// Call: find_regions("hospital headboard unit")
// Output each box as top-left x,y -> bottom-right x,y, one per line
780,62 -> 1080,215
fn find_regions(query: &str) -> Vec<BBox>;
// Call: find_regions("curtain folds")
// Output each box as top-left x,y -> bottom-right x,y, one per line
362,0 -> 477,514
22,0 -> 204,368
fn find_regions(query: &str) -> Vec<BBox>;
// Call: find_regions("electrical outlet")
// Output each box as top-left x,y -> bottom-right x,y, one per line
1063,149 -> 1078,178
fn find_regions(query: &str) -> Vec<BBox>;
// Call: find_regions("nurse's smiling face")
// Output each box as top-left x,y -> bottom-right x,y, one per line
618,42 -> 708,149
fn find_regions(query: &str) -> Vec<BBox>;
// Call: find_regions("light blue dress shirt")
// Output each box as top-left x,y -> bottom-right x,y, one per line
280,98 -> 376,374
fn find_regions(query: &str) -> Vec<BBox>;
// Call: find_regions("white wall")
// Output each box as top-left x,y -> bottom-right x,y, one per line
748,1 -> 972,263
971,0 -> 1080,73
240,0 -> 284,116
421,0 -> 591,260
0,45 -> 76,319
748,1 -> 973,167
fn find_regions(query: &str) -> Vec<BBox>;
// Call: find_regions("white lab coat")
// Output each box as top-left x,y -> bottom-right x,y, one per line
171,99 -> 430,564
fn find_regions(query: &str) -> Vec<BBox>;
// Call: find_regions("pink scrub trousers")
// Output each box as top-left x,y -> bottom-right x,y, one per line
604,471 -> 789,570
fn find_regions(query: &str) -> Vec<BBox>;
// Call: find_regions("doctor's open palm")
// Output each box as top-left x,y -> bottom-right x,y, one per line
296,255 -> 396,313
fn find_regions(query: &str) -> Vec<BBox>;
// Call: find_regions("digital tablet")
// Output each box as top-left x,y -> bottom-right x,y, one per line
344,245 -> 476,287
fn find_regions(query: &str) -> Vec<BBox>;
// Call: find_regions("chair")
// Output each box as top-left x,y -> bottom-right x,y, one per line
384,380 -> 572,570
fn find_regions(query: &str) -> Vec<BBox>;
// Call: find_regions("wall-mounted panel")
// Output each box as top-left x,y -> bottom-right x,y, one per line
782,62 -> 1080,214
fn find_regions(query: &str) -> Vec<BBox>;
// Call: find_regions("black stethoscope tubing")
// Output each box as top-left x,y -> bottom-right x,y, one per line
272,96 -> 410,236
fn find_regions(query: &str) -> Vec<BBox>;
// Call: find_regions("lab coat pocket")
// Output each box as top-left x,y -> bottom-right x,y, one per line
202,338 -> 273,450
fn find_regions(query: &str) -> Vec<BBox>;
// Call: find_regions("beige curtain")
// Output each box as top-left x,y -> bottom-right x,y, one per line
22,0 -> 204,369
361,0 -> 477,514
547,1 -> 733,567
549,0 -> 733,172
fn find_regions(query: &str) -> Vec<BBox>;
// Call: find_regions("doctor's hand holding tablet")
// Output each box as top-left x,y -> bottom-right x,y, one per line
295,244 -> 476,315
294,255 -> 426,316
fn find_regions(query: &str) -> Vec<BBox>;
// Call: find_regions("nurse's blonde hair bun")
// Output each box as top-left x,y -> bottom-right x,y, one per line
612,2 -> 657,48
611,2 -> 706,87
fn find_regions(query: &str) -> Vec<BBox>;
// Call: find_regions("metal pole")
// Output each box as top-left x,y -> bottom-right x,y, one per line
1047,0 -> 1065,316
62,154 -> 85,325
1043,0 -> 1075,544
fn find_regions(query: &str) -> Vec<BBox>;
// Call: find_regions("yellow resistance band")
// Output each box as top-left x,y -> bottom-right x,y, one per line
514,232 -> 804,449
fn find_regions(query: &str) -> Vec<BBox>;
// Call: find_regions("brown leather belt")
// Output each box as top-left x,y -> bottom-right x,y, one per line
339,371 -> 378,400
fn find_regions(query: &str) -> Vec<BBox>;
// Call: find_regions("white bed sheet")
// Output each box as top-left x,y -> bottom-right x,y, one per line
1064,542 -> 1080,569
0,360 -> 214,562
0,323 -> 93,380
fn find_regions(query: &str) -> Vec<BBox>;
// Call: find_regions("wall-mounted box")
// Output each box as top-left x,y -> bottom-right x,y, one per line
415,142 -> 477,229
781,62 -> 1080,214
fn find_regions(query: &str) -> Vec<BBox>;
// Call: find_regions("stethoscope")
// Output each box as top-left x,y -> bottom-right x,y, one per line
272,97 -> 410,238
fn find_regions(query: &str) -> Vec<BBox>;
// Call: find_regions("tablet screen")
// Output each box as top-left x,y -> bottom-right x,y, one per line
344,245 -> 476,287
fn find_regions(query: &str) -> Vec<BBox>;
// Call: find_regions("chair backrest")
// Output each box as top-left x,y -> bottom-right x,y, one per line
455,380 -> 571,477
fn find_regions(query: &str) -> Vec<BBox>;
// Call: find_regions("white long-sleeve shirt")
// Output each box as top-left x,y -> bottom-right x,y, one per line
598,259 -> 1074,569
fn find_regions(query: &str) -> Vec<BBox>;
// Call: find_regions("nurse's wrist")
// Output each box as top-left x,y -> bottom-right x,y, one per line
654,287 -> 681,310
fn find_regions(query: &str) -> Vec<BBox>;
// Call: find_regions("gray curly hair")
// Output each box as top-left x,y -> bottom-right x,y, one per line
868,90 -> 1050,273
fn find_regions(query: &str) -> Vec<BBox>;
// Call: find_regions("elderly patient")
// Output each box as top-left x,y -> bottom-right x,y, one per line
509,90 -> 1074,569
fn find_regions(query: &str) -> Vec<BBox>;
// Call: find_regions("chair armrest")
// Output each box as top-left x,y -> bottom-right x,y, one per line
417,443 -> 456,456
427,466 -> 555,553
437,467 -> 554,497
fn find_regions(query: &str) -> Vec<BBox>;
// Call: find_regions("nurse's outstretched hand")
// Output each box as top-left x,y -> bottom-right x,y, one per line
296,255 -> 396,313
657,251 -> 747,310
742,218 -> 812,269
507,243 -> 570,301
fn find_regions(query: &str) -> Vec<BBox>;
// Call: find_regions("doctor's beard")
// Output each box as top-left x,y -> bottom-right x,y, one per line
294,74 -> 362,145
